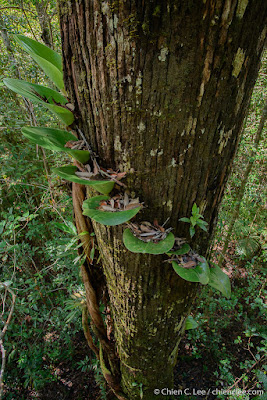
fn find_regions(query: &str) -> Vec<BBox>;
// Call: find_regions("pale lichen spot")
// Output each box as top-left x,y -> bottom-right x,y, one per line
232,48 -> 245,78
186,116 -> 197,136
167,200 -> 173,211
171,158 -> 177,167
114,136 -> 122,152
150,148 -> 163,156
101,1 -> 109,15
135,71 -> 143,95
236,0 -> 249,19
108,18 -> 114,33
158,47 -> 169,62
197,82 -> 205,107
137,121 -> 146,132
114,14 -> 118,29
218,127 -> 234,154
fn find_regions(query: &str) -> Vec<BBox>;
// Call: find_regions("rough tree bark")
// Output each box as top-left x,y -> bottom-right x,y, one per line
57,1 -> 266,399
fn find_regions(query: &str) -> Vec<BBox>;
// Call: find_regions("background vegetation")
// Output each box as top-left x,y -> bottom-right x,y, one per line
0,2 -> 266,399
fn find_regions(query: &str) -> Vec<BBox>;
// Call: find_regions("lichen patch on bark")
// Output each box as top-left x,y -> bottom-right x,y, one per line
232,48 -> 246,78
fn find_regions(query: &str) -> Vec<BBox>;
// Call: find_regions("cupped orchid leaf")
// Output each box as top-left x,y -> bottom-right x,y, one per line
167,243 -> 191,256
123,228 -> 175,255
185,316 -> 198,330
208,264 -> 231,299
83,196 -> 141,226
172,259 -> 210,285
53,165 -> 114,195
22,127 -> 89,163
3,78 -> 74,125
13,34 -> 64,91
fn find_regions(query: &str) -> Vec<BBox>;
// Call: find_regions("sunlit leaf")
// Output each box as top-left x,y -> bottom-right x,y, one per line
3,78 -> 74,125
172,259 -> 210,284
22,127 -> 89,163
13,34 -> 64,91
54,221 -> 77,236
53,165 -> 114,195
208,264 -> 231,299
83,196 -> 141,226
179,217 -> 190,223
185,316 -> 198,330
123,228 -> 175,254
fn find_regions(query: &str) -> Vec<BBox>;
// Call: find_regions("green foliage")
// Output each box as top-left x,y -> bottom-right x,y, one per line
83,195 -> 141,226
3,78 -> 74,125
185,316 -> 198,330
167,243 -> 191,256
22,126 -> 90,163
123,228 -> 175,254
180,203 -> 208,238
53,165 -> 114,195
172,259 -> 210,285
13,34 -> 64,91
185,260 -> 266,397
208,263 -> 231,299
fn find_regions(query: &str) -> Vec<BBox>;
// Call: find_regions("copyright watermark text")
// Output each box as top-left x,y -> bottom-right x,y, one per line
153,388 -> 264,396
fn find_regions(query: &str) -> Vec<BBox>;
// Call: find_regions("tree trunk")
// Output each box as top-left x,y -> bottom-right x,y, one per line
58,1 -> 266,398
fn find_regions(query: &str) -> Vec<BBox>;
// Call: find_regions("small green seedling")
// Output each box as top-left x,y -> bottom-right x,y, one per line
179,203 -> 208,238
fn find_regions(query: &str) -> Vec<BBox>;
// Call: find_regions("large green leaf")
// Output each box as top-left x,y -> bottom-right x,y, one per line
185,316 -> 198,330
22,127 -> 89,163
14,34 -> 64,91
83,196 -> 141,226
3,78 -> 74,125
167,243 -> 191,256
208,264 -> 231,299
172,259 -> 210,284
53,165 -> 114,195
123,228 -> 175,255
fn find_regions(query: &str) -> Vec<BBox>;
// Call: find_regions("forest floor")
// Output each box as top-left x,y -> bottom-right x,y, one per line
9,248 -> 264,400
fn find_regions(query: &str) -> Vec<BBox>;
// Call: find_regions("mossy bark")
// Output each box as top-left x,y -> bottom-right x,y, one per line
58,1 -> 266,398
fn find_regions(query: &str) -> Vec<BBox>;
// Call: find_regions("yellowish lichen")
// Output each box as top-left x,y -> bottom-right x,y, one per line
114,135 -> 122,152
158,47 -> 169,62
232,48 -> 245,78
236,0 -> 249,19
167,200 -> 173,211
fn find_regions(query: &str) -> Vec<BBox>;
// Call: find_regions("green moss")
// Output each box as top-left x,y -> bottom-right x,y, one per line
153,5 -> 161,17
